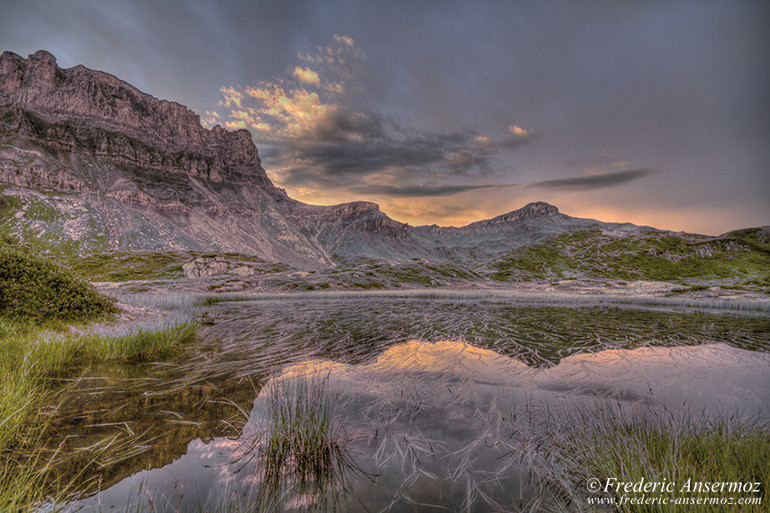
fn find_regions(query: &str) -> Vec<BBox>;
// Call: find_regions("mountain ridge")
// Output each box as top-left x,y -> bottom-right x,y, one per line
3,49 -> 764,288
0,50 -> 588,268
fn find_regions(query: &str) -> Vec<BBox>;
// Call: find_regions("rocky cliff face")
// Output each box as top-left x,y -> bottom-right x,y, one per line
0,50 -> 270,186
0,50 -> 604,267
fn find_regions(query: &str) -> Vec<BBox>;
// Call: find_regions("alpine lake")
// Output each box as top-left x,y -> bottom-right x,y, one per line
41,292 -> 770,512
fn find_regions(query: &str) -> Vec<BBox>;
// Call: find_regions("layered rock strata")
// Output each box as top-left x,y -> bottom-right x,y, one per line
0,50 -> 270,186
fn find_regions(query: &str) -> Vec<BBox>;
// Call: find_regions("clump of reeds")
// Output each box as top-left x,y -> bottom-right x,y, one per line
254,372 -> 360,510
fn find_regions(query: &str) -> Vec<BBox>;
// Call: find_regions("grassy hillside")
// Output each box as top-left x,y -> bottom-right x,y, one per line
490,227 -> 770,289
0,188 -> 112,260
3,183 -> 768,292
70,251 -> 188,282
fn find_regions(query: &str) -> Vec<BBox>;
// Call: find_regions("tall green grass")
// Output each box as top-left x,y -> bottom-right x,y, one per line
0,318 -> 198,511
0,324 -> 65,509
75,320 -> 198,361
526,403 -> 769,512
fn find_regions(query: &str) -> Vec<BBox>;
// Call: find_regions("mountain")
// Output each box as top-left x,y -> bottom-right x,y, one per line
1,50 -> 767,291
0,50 -> 330,267
0,50 -> 596,266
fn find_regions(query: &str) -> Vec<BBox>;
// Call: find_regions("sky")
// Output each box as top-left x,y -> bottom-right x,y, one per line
1,0 -> 768,235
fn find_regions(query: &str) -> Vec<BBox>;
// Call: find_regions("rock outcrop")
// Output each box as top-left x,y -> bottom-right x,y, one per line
466,201 -> 559,227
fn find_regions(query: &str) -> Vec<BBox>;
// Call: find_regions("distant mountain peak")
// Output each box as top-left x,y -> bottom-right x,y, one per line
466,201 -> 560,228
333,201 -> 381,214
516,201 -> 560,216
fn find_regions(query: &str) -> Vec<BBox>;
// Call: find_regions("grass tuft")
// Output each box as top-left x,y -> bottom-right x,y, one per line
252,372 -> 363,510
527,403 -> 770,512
262,374 -> 341,488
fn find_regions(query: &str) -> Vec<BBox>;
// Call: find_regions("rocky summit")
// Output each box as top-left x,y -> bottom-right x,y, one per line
0,50 -> 267,185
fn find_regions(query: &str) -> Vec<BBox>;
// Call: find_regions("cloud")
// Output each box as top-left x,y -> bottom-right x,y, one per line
239,84 -> 332,135
529,168 -> 655,191
500,125 -> 537,149
293,66 -> 320,85
333,34 -> 355,47
297,33 -> 366,79
219,86 -> 243,108
508,125 -> 529,136
208,34 -> 534,196
267,110 -> 512,191
349,183 -> 517,197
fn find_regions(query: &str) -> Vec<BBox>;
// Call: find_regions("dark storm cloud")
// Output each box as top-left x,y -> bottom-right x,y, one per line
530,169 -> 655,191
266,113 -> 533,191
271,112 -> 502,184
348,183 -> 516,198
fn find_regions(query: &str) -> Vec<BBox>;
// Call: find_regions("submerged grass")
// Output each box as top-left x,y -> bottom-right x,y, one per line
0,317 -> 198,512
526,403 -> 770,512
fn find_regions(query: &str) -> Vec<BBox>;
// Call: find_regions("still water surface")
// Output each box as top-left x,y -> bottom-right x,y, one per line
51,298 -> 770,512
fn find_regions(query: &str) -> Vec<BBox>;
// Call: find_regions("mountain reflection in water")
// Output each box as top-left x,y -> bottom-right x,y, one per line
57,340 -> 768,512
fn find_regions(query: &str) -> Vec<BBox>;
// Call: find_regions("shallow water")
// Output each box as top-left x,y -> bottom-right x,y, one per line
49,298 -> 770,512
192,298 -> 769,375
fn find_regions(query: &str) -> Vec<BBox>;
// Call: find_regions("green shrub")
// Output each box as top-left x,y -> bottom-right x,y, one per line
0,247 -> 116,322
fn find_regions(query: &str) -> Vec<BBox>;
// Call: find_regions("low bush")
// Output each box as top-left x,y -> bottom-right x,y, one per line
0,246 -> 116,322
